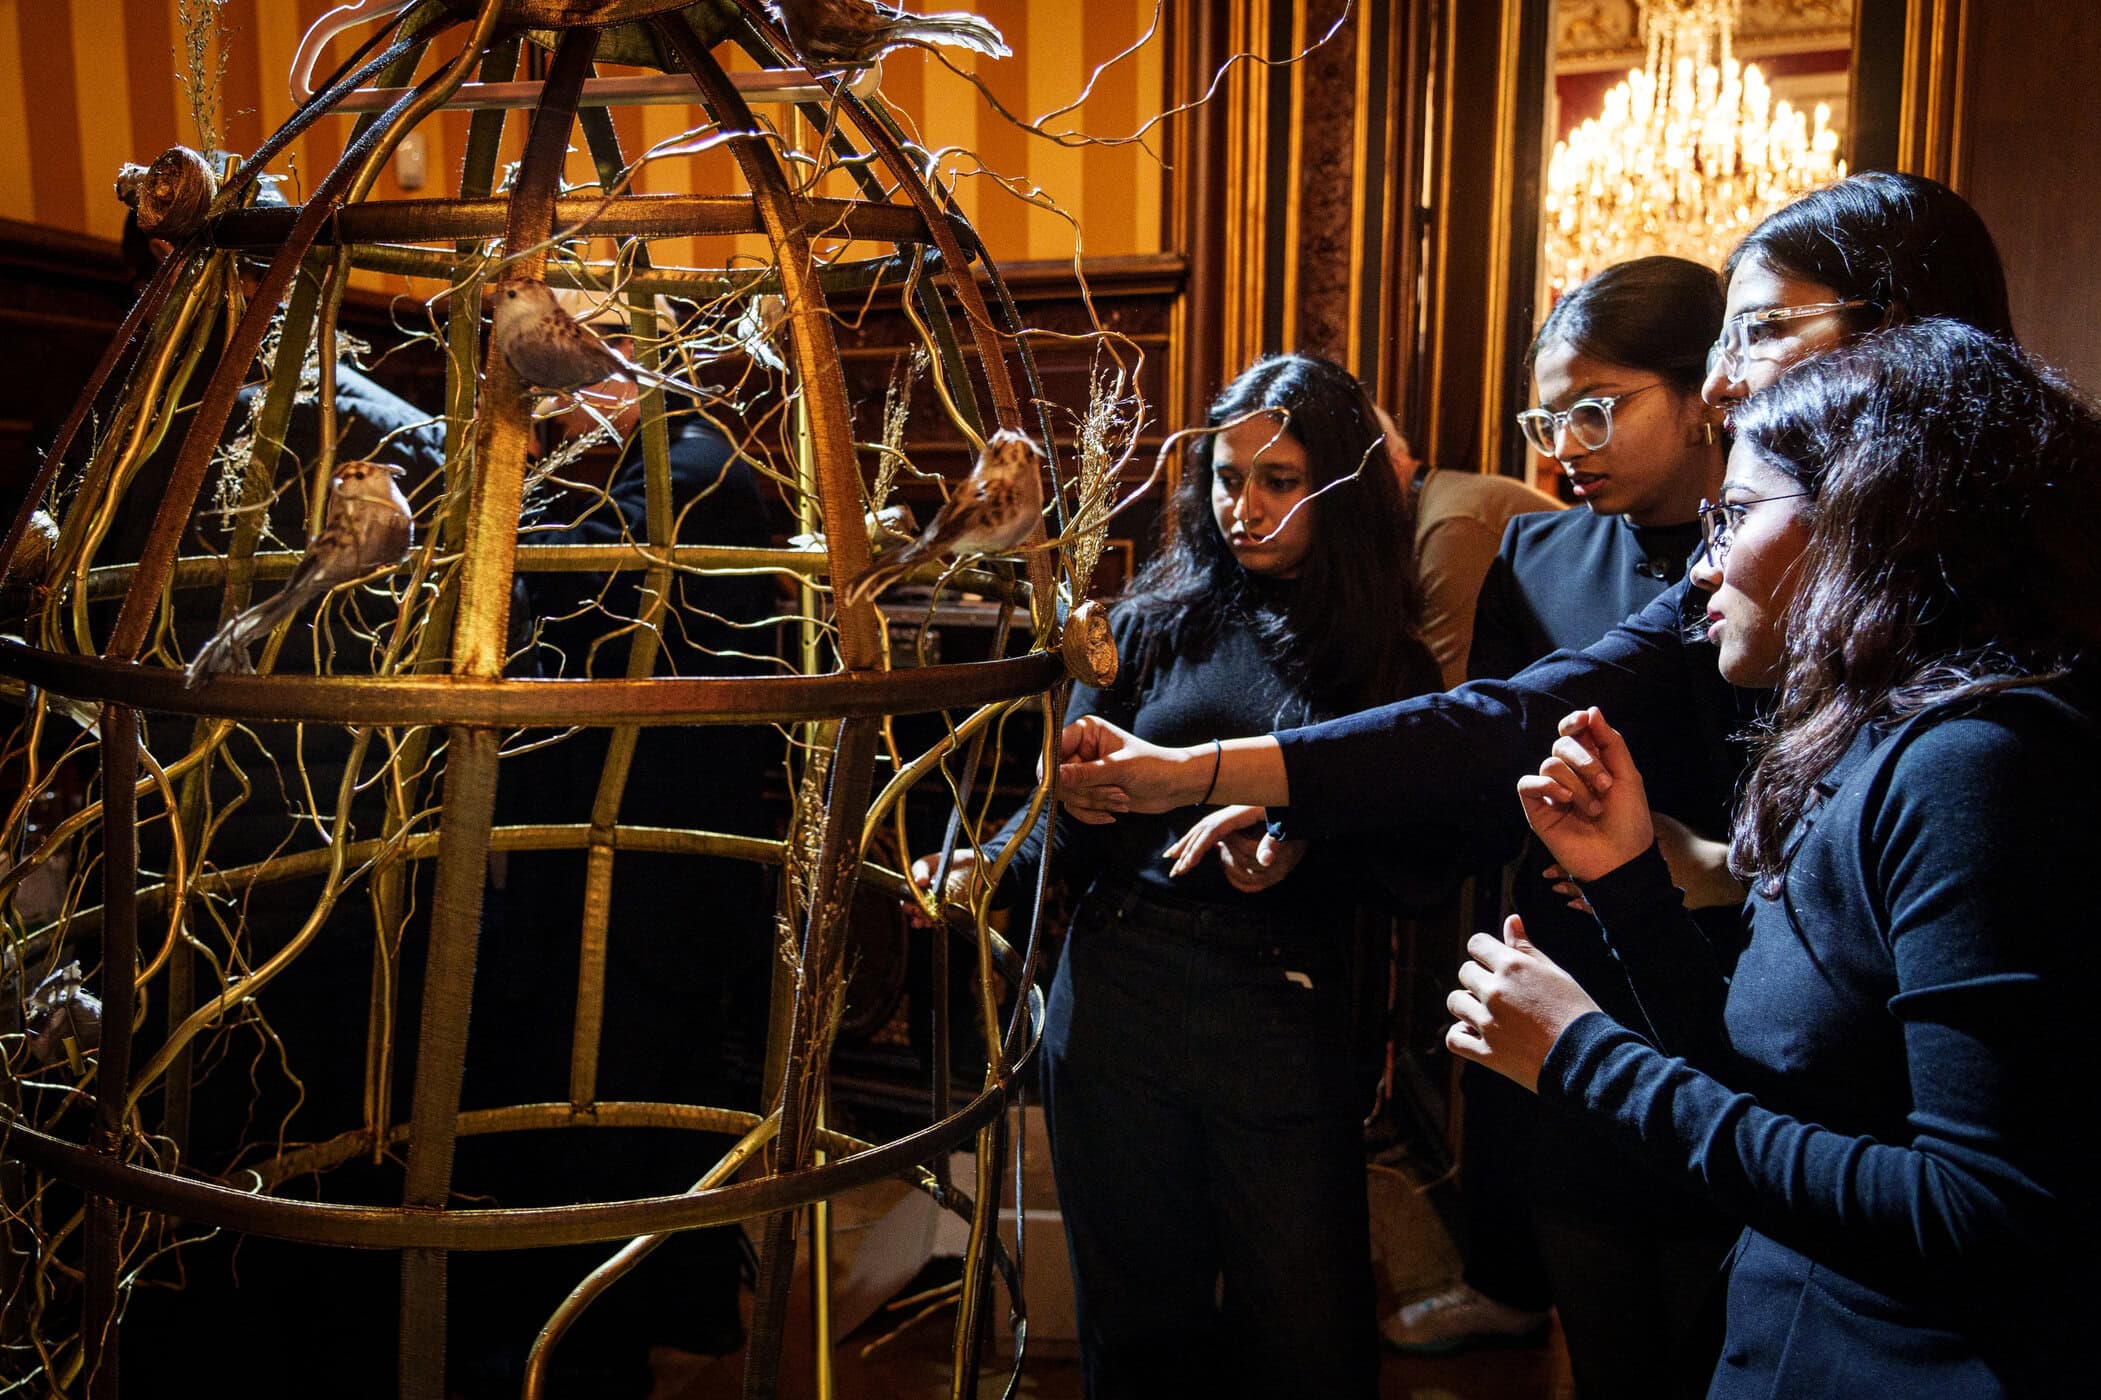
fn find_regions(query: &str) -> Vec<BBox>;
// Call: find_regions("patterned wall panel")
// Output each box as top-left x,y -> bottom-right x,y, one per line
0,0 -> 1167,273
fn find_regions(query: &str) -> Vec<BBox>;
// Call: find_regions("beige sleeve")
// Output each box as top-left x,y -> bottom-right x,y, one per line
1413,516 -> 1507,690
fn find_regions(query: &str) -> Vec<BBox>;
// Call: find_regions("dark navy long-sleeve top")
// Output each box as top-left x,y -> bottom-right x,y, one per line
1466,510 -> 1705,688
1274,575 -> 1765,851
1548,676 -> 2099,1396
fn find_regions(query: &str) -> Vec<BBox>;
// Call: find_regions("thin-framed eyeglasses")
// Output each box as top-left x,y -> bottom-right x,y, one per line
1698,492 -> 1812,566
1705,300 -> 1879,384
1514,381 -> 1664,458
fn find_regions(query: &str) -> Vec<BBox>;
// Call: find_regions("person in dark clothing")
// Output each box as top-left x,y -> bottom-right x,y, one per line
918,354 -> 1441,1400
1051,170 -> 2012,903
1386,258 -> 1737,1389
455,375 -> 780,1397
1450,320 -> 2101,1398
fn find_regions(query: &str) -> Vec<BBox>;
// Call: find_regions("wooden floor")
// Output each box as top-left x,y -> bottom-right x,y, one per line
643,1311 -> 1575,1400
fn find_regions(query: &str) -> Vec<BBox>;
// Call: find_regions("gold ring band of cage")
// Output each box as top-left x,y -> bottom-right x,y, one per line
0,3 -> 1129,1397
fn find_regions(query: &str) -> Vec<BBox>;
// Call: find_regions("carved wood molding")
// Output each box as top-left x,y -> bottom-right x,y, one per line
1557,0 -> 1855,67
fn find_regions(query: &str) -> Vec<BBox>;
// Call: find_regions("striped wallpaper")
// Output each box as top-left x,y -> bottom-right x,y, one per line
0,0 -> 1166,285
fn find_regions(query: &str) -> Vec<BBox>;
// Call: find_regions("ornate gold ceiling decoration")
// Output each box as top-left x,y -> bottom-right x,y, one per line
1558,0 -> 1854,68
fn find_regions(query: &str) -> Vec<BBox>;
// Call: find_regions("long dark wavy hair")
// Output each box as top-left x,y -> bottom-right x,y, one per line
1121,353 -> 1425,717
1725,170 -> 2014,338
1528,254 -> 1724,391
1728,321 -> 2101,890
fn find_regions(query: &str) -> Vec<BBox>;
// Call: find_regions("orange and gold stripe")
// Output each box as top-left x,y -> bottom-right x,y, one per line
2,0 -> 1166,275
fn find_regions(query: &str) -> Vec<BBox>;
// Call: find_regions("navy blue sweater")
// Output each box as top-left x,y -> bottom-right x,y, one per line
1274,575 -> 1763,850
1467,510 -> 1704,687
1549,678 -> 2099,1397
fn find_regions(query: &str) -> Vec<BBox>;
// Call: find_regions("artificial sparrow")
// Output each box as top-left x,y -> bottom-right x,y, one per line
3,509 -> 59,592
844,429 -> 1044,604
185,460 -> 414,685
22,962 -> 101,1069
490,275 -> 715,400
772,0 -> 1010,68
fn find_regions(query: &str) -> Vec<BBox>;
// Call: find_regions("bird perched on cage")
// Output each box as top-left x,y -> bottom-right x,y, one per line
2,509 -> 59,593
843,429 -> 1044,604
115,145 -> 218,240
185,460 -> 414,686
733,292 -> 791,372
772,0 -> 1010,68
21,962 -> 101,1070
490,274 -> 719,402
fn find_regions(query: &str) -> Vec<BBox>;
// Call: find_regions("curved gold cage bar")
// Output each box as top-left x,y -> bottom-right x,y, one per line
0,3 -> 1117,1396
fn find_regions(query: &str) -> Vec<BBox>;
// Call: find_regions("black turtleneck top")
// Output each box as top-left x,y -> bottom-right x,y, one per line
1467,508 -> 1705,684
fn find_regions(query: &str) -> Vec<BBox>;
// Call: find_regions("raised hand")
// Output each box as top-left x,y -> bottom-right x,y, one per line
1445,916 -> 1602,1092
905,847 -> 976,929
1516,706 -> 1655,884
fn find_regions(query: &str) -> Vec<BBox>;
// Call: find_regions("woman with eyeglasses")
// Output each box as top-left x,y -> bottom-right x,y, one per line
1448,320 -> 2100,1397
1054,169 -> 2010,886
1377,258 -> 1739,1392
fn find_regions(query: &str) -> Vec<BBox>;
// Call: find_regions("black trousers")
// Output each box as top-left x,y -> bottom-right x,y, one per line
1040,877 -> 1379,1400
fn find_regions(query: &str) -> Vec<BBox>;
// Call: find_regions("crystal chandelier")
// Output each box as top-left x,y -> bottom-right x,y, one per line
1544,0 -> 1846,291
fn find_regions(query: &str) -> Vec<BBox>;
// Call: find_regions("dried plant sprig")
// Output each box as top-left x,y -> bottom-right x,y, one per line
871,348 -> 926,511
1066,362 -> 1136,596
177,0 -> 232,157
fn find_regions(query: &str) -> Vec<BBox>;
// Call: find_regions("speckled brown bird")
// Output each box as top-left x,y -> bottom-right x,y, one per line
772,0 -> 1010,68
844,428 -> 1044,604
490,275 -> 716,400
185,460 -> 414,685
2,509 -> 59,592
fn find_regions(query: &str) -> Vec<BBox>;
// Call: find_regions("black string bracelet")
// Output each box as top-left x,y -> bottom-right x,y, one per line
1199,738 -> 1223,805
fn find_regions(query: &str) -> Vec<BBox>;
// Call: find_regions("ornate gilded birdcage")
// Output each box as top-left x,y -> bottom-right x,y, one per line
0,2 -> 1136,1395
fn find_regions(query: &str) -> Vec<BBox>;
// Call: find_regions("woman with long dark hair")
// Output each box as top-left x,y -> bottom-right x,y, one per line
1448,320 -> 2101,1396
1380,257 -> 1738,1389
922,352 -> 1440,1399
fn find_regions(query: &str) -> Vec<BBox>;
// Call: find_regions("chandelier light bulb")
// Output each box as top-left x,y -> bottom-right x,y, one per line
1544,0 -> 1847,291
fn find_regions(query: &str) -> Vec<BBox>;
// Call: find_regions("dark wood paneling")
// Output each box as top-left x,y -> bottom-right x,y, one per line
829,254 -> 1185,590
0,220 -> 453,513
1961,1 -> 2101,391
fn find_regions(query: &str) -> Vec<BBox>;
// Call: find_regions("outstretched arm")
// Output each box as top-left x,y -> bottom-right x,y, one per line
1055,718 -> 1291,822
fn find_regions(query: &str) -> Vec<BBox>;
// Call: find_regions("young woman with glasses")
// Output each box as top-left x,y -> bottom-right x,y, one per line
1450,320 -> 2100,1397
915,354 -> 1444,1399
1377,258 -> 1737,1392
